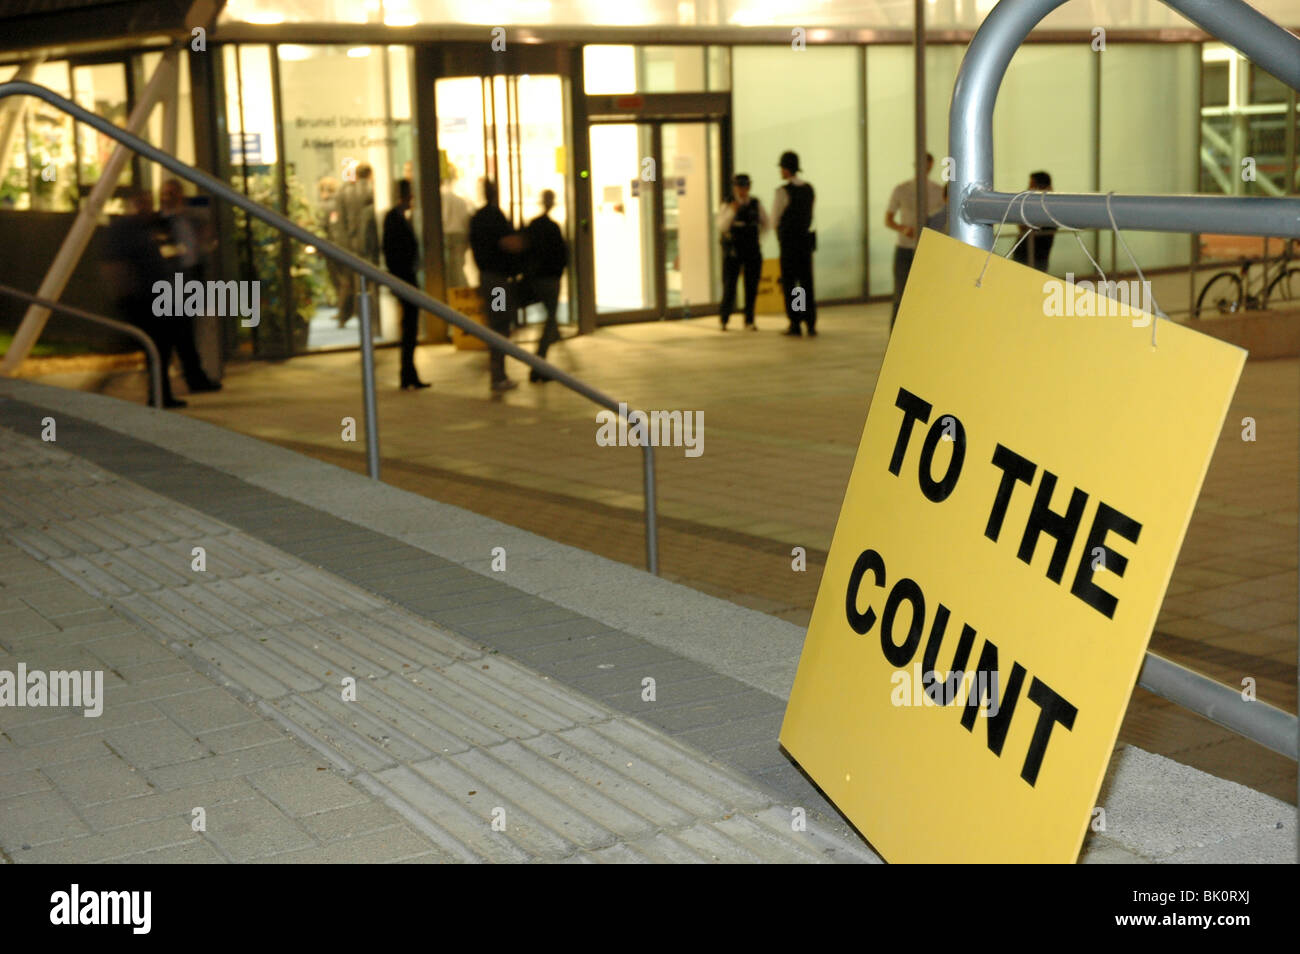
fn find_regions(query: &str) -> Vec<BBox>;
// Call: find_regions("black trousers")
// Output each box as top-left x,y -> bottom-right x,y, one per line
479,270 -> 516,384
127,303 -> 178,407
1012,232 -> 1056,272
393,270 -> 420,384
779,245 -> 816,331
530,276 -> 562,358
720,252 -> 761,327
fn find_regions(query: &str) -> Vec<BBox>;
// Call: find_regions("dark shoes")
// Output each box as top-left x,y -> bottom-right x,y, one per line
782,327 -> 802,336
162,397 -> 187,409
529,368 -> 550,383
401,379 -> 431,390
187,377 -> 222,393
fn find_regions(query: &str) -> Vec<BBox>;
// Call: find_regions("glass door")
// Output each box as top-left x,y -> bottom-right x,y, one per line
589,122 -> 657,316
435,73 -> 572,327
663,122 -> 721,316
588,118 -> 722,322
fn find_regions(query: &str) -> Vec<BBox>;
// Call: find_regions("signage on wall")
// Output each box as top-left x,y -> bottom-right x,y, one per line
780,230 -> 1245,863
229,132 -> 262,164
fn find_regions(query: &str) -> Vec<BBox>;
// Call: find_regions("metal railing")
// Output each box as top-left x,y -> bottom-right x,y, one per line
0,78 -> 659,575
0,281 -> 163,409
950,0 -> 1300,843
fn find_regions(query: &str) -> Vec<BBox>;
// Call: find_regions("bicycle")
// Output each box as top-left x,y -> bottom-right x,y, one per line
1194,238 -> 1300,318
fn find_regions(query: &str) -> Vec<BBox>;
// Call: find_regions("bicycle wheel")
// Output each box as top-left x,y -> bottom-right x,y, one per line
1264,267 -> 1300,308
1194,271 -> 1243,318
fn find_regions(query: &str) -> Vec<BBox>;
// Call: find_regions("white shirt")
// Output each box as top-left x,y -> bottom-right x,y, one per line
888,177 -> 946,249
716,197 -> 770,234
440,186 -> 473,234
771,175 -> 811,232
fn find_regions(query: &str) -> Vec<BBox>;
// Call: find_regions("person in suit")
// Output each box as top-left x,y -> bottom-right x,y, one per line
773,151 -> 817,336
159,178 -> 221,394
523,189 -> 568,382
470,179 -> 525,392
335,162 -> 379,328
102,188 -> 184,408
383,178 -> 428,390
716,173 -> 768,331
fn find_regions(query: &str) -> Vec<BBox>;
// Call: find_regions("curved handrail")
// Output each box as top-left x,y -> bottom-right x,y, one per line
949,0 -> 1300,248
0,281 -> 163,408
0,79 -> 659,574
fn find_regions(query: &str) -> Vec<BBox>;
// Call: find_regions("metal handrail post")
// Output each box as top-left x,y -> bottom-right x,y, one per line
357,274 -> 380,480
0,281 -> 163,409
949,0 -> 1067,248
641,445 -> 659,575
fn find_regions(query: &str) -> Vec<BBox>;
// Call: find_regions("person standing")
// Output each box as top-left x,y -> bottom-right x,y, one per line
470,179 -> 524,392
716,173 -> 768,331
523,189 -> 568,382
102,188 -> 184,409
383,178 -> 429,390
885,152 -> 945,329
158,178 -> 221,394
336,162 -> 380,328
772,151 -> 817,337
441,166 -> 475,288
1012,170 -> 1056,272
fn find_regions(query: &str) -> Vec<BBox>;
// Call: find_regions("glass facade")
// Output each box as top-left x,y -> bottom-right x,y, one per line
733,45 -> 864,300
218,0 -> 1300,31
0,54 -> 194,213
4,25 -> 1297,360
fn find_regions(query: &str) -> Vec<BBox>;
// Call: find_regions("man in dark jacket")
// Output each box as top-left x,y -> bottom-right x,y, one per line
469,179 -> 524,392
523,189 -> 568,382
102,188 -> 185,408
383,178 -> 428,390
773,150 -> 817,336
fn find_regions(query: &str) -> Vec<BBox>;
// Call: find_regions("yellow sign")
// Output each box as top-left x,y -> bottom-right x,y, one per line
780,230 -> 1245,863
447,285 -> 489,351
754,258 -> 784,315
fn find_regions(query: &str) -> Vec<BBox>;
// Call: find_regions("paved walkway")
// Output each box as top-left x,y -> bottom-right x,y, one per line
1,378 -> 1294,863
38,293 -> 1297,804
0,422 -> 873,863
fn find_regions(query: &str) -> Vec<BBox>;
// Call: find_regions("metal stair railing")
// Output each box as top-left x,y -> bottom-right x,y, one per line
0,78 -> 658,575
949,0 -> 1300,846
0,281 -> 163,409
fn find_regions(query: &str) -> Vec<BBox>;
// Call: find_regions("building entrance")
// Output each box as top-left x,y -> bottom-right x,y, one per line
434,72 -> 574,330
586,94 -> 729,323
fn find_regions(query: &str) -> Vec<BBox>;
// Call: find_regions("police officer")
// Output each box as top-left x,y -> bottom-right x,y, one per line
773,150 -> 817,336
716,173 -> 769,331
